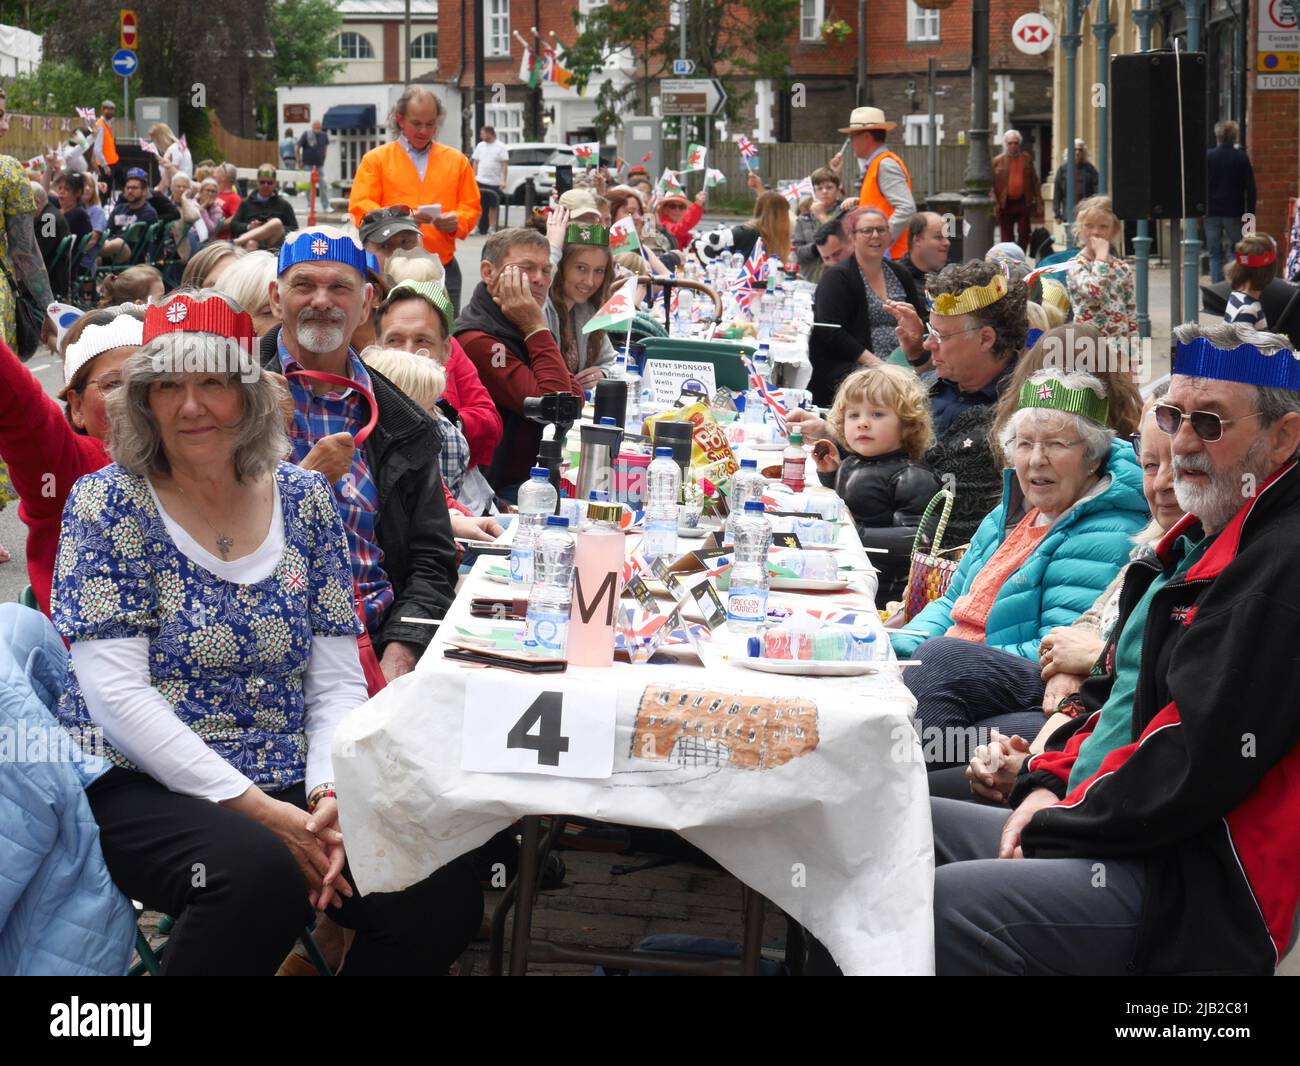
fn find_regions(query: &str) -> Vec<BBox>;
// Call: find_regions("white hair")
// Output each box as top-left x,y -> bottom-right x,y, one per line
210,250 -> 278,318
1001,368 -> 1115,467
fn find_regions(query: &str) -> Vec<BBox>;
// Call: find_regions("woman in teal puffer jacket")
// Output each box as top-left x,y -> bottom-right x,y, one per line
890,369 -> 1149,766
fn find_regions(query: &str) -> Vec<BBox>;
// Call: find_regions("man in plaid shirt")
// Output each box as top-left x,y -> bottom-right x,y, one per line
264,227 -> 459,681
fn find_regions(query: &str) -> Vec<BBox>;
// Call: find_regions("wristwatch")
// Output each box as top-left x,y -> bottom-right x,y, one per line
307,782 -> 336,812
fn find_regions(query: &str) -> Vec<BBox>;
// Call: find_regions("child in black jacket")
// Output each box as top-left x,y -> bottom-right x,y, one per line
814,364 -> 942,605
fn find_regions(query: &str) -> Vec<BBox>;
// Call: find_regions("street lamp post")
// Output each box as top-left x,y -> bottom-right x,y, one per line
1092,0 -> 1116,195
1062,0 -> 1085,245
1132,0 -> 1158,338
961,0 -> 994,258
1181,0 -> 1204,326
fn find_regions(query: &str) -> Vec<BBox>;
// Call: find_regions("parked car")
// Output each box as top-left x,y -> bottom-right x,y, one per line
504,143 -> 575,204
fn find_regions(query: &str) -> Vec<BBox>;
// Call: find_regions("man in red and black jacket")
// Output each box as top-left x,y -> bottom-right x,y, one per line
931,321 -> 1300,975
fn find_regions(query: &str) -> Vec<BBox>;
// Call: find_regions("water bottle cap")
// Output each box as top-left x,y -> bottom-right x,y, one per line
588,489 -> 610,501
744,500 -> 765,513
740,458 -> 757,468
544,515 -> 570,528
789,429 -> 803,444
747,636 -> 762,658
529,466 -> 550,478
598,416 -> 618,426
654,446 -> 674,458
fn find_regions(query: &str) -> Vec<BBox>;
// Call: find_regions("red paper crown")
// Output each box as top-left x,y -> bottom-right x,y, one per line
1235,249 -> 1277,268
142,293 -> 256,347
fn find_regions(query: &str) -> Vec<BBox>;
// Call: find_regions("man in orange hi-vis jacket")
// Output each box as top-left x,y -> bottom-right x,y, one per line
831,107 -> 915,262
93,99 -> 120,196
348,87 -> 481,311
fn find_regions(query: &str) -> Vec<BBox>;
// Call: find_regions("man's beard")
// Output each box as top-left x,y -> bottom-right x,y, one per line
296,309 -> 347,353
1173,436 -> 1268,532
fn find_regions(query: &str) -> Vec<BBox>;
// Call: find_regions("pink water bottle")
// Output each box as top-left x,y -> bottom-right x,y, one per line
567,498 -> 626,667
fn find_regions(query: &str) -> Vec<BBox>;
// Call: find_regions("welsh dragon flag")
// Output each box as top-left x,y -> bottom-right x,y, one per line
572,142 -> 599,168
609,216 -> 642,255
657,167 -> 685,196
704,168 -> 727,188
583,276 -> 639,334
519,47 -> 545,90
685,143 -> 707,170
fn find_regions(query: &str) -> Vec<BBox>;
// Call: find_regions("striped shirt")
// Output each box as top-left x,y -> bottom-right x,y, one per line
277,337 -> 393,632
1225,290 -> 1267,330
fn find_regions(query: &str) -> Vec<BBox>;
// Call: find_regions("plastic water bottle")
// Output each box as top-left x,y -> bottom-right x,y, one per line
510,466 -> 558,591
727,501 -> 772,632
624,361 -> 642,427
525,516 -> 576,658
643,446 -> 681,560
753,343 -> 772,384
610,349 -> 627,379
756,289 -> 776,342
782,429 -> 806,492
724,458 -> 765,547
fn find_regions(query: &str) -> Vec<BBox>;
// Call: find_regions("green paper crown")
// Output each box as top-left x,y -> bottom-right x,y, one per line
565,222 -> 609,247
1017,377 -> 1109,426
385,279 -> 456,338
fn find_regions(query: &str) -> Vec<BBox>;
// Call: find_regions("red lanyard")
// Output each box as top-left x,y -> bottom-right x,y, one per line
285,369 -> 378,447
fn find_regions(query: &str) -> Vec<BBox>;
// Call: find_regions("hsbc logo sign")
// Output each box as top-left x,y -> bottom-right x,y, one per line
1011,13 -> 1055,55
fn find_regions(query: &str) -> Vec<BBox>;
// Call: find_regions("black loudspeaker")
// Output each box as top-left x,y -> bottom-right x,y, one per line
1110,51 -> 1208,220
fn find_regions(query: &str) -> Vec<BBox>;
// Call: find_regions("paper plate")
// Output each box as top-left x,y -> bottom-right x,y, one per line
736,657 -> 880,676
769,576 -> 850,591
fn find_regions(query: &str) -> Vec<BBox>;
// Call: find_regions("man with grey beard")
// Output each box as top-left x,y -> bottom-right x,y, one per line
263,226 -> 458,682
927,320 -> 1300,976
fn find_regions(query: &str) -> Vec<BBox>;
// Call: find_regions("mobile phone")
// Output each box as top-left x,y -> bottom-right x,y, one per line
443,645 -> 567,673
554,164 -> 573,197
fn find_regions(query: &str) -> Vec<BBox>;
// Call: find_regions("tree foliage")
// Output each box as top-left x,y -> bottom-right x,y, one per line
561,0 -> 800,138
5,60 -> 121,117
270,0 -> 344,87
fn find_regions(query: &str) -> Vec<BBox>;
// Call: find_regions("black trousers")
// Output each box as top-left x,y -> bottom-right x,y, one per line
88,767 -> 483,976
443,256 -> 462,315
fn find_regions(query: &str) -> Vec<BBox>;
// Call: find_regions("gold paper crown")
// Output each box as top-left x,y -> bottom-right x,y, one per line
928,273 -> 1008,317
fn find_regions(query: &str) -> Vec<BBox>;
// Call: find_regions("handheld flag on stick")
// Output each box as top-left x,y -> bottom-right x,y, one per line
139,139 -> 158,156
685,143 -> 707,170
572,142 -> 599,168
609,216 -> 642,255
583,276 -> 640,335
657,168 -> 685,196
737,135 -> 760,174
75,106 -> 96,125
704,168 -> 727,189
742,354 -> 790,435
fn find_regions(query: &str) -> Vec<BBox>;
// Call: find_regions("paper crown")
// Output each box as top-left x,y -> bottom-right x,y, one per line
385,279 -> 456,338
565,222 -> 609,247
1173,335 -> 1300,391
64,314 -> 144,387
928,273 -> 1008,317
1017,376 -> 1110,426
1235,248 -> 1276,268
142,293 -> 255,348
277,230 -> 369,277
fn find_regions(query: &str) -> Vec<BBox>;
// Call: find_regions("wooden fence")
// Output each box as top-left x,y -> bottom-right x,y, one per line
208,112 -> 278,169
673,141 -> 970,201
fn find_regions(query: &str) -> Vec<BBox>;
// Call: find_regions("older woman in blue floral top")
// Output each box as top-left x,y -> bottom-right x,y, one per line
52,291 -> 482,975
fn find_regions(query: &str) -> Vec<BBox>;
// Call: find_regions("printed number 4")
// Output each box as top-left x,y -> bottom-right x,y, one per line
507,692 -> 570,766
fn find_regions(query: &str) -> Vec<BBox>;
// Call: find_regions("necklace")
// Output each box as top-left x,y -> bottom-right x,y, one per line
174,482 -> 236,560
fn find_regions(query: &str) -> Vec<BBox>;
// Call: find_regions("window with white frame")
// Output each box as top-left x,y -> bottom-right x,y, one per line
801,0 -> 825,41
903,114 -> 944,146
907,1 -> 940,43
486,0 -> 510,57
410,31 -> 437,59
338,128 -> 384,183
333,32 -> 375,60
485,104 -> 524,144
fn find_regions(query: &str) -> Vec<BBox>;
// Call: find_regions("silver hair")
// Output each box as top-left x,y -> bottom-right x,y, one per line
1172,320 -> 1300,432
106,303 -> 289,481
1001,368 -> 1115,468
1003,129 -> 1022,142
211,250 -> 278,318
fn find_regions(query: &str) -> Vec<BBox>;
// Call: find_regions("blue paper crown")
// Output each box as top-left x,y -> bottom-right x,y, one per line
1025,327 -> 1044,351
1173,336 -> 1300,392
277,231 -> 369,277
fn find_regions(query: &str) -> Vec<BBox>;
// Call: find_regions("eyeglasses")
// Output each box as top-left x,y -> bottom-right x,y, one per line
1154,402 -> 1262,443
924,323 -> 985,344
1013,438 -> 1085,458
84,373 -> 123,395
1129,430 -> 1142,459
855,226 -> 889,237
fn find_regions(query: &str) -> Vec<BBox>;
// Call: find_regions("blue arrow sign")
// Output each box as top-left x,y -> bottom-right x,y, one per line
112,49 -> 138,77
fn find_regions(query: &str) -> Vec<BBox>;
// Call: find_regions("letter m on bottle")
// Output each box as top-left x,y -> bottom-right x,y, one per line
574,570 -> 619,626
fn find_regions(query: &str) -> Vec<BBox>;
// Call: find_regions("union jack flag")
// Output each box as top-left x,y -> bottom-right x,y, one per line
75,106 -> 96,124
728,237 -> 768,310
737,135 -> 757,159
742,354 -> 789,434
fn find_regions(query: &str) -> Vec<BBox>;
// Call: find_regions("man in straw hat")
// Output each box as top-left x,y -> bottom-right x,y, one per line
832,106 -> 915,261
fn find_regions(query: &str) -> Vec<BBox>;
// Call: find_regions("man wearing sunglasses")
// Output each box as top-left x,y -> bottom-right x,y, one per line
230,163 -> 299,251
931,320 -> 1300,975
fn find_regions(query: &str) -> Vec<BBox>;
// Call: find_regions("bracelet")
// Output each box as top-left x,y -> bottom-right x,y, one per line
307,783 -> 336,811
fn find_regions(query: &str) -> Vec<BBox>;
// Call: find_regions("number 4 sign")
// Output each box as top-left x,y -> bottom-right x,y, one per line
461,673 -> 617,778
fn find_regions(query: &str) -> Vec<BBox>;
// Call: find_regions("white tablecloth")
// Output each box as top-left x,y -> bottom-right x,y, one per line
333,495 -> 936,975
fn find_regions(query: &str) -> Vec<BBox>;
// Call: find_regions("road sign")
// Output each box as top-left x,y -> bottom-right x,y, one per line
660,78 -> 727,116
112,49 -> 138,78
672,58 -> 696,76
1011,13 -> 1054,55
120,9 -> 138,50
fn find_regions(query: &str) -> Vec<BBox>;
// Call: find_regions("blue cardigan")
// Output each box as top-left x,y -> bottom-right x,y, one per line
891,439 -> 1149,660
0,604 -> 135,975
